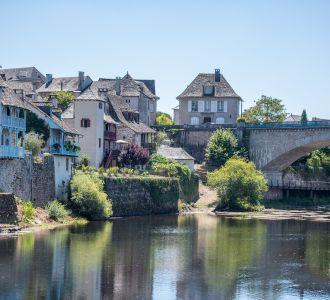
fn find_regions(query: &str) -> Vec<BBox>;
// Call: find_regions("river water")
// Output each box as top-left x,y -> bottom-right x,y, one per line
0,214 -> 329,300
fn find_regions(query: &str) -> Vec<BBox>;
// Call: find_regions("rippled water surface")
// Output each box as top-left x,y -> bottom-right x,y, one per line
0,215 -> 329,300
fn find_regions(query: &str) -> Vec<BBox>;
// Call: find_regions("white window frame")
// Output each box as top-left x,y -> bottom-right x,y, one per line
215,117 -> 225,124
217,100 -> 224,112
191,101 -> 198,112
190,116 -> 199,125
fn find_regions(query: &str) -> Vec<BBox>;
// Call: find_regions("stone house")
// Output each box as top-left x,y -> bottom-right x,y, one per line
0,66 -> 45,90
157,146 -> 195,172
175,69 -> 242,125
37,71 -> 92,99
62,80 -> 155,168
99,72 -> 159,126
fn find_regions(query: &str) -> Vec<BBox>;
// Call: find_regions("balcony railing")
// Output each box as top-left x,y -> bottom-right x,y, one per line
104,131 -> 116,140
0,145 -> 25,158
1,115 -> 26,129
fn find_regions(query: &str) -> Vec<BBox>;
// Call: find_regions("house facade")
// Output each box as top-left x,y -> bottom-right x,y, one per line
99,73 -> 159,126
176,69 -> 242,125
0,79 -> 27,159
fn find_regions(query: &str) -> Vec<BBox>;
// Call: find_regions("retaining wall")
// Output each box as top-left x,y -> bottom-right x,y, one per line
0,193 -> 18,224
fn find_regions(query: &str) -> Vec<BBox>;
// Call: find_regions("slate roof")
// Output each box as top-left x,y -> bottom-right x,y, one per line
5,81 -> 35,95
0,79 -> 28,109
157,146 -> 195,160
284,114 -> 301,122
177,73 -> 241,99
99,73 -> 159,100
37,76 -> 92,93
0,67 -> 45,82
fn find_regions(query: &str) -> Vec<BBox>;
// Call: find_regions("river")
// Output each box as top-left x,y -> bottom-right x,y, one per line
0,214 -> 329,300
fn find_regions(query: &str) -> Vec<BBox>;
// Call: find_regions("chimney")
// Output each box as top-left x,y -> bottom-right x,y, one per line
215,69 -> 220,82
46,74 -> 52,84
115,76 -> 121,96
78,71 -> 84,89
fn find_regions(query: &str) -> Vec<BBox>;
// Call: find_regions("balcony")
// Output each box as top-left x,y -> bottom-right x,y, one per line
0,145 -> 25,158
1,115 -> 26,130
104,131 -> 116,140
50,142 -> 80,157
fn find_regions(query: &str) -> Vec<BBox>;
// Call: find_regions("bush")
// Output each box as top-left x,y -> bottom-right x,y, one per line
25,131 -> 44,156
118,143 -> 149,167
17,199 -> 36,223
205,129 -> 238,167
70,171 -> 112,220
45,200 -> 70,221
207,158 -> 268,211
80,154 -> 89,167
237,117 -> 246,123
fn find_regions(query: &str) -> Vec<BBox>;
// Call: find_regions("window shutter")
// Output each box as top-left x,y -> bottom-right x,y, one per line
198,101 -> 204,112
188,101 -> 192,112
224,101 -> 228,112
211,101 -> 217,112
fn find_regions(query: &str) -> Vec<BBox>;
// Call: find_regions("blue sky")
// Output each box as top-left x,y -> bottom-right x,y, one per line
1,0 -> 330,118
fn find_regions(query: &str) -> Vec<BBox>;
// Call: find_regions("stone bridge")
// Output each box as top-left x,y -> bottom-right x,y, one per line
247,121 -> 330,185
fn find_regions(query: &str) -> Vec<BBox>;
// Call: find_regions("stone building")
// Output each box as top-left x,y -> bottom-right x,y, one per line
175,69 -> 242,125
37,71 -> 92,98
99,72 -> 159,126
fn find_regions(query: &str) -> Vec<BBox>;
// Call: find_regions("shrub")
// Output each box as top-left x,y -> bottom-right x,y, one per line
207,158 -> 268,211
118,143 -> 149,167
45,200 -> 70,221
205,129 -> 238,167
322,156 -> 330,176
80,154 -> 89,167
70,171 -> 112,220
25,131 -> 44,156
16,199 -> 36,223
237,117 -> 246,123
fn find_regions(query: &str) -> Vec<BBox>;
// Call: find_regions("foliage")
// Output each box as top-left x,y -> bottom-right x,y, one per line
243,95 -> 286,123
306,151 -> 323,172
26,111 -> 50,141
51,91 -> 75,112
70,171 -> 112,220
64,141 -> 80,152
25,131 -> 44,156
45,200 -> 71,221
16,198 -> 36,223
207,158 -> 268,211
155,112 -> 173,125
236,117 -> 246,123
205,129 -> 238,167
33,156 -> 43,164
301,109 -> 308,122
118,143 -> 149,167
80,154 -> 89,167
155,131 -> 169,148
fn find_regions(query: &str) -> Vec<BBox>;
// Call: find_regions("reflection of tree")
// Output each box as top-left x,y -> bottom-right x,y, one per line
203,218 -> 266,297
305,225 -> 330,278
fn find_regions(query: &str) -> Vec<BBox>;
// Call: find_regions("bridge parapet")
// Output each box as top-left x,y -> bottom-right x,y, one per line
245,120 -> 330,130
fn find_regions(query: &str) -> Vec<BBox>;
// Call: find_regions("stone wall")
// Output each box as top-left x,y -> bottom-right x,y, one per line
31,156 -> 55,207
105,177 -> 179,217
0,193 -> 18,224
0,156 -> 55,207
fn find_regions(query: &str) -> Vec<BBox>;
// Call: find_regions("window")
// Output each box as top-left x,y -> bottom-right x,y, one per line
150,102 -> 154,113
203,86 -> 214,96
217,100 -> 224,112
205,101 -> 211,112
80,118 -> 90,128
66,158 -> 69,171
216,117 -> 225,124
6,107 -> 11,116
191,101 -> 198,112
99,138 -> 101,148
203,117 -> 211,124
99,103 -> 103,109
190,116 -> 199,125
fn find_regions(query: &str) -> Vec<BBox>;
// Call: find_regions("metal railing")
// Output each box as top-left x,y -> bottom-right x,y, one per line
0,145 -> 25,158
1,115 -> 26,129
269,179 -> 330,190
244,120 -> 330,130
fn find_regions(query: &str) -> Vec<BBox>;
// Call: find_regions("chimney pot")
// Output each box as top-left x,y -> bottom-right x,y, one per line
215,69 -> 220,82
46,74 -> 52,84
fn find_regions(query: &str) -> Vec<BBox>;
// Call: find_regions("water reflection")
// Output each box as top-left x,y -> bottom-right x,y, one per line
0,215 -> 329,299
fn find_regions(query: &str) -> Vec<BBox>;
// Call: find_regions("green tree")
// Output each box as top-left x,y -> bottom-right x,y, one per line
25,131 -> 44,156
301,109 -> 308,122
207,158 -> 268,211
243,95 -> 286,122
70,171 -> 112,220
51,91 -> 75,112
155,111 -> 173,125
205,129 -> 238,167
26,111 -> 50,141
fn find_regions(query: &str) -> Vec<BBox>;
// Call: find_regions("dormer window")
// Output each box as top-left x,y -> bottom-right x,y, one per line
203,86 -> 214,96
